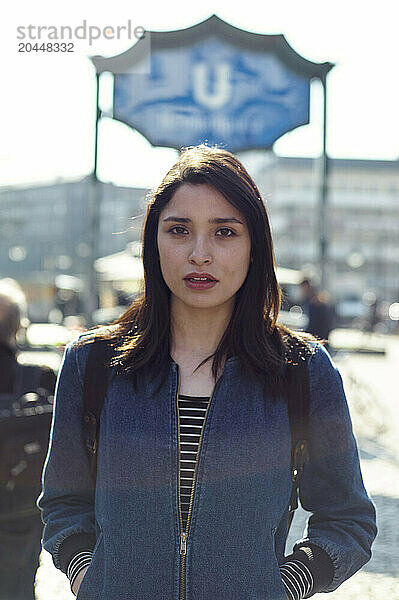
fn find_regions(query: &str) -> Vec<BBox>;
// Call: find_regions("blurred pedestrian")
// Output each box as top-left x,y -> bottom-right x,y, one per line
363,293 -> 380,336
38,146 -> 375,600
0,283 -> 56,600
299,279 -> 336,354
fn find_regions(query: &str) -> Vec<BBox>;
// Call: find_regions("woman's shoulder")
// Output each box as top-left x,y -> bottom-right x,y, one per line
65,325 -> 120,374
68,325 -> 119,349
279,328 -> 319,365
278,327 -> 343,396
304,343 -> 348,416
306,341 -> 338,376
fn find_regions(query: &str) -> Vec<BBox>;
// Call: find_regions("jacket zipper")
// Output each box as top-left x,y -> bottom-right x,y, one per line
176,365 -> 219,600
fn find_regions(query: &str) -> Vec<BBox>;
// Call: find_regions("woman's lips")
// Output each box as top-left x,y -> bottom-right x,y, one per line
184,279 -> 218,290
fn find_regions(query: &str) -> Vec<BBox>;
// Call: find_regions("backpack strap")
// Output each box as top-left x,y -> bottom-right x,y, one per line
82,339 -> 113,488
286,348 -> 311,537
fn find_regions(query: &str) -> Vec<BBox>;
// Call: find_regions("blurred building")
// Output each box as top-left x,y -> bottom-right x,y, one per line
0,176 -> 147,320
256,156 -> 399,306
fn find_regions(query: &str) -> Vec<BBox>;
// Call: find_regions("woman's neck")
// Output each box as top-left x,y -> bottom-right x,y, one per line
170,298 -> 233,358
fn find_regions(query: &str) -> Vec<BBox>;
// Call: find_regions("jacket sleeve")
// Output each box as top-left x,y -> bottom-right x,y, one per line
293,343 -> 377,593
36,339 -> 97,573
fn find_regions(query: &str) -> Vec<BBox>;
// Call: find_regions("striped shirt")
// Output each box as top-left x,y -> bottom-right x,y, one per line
280,558 -> 313,599
67,394 -> 330,597
178,393 -> 210,530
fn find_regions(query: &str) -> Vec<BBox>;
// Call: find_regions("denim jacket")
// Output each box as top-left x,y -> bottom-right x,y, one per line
37,336 -> 377,600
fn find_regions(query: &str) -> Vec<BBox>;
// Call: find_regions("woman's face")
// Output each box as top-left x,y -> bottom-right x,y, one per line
157,183 -> 252,312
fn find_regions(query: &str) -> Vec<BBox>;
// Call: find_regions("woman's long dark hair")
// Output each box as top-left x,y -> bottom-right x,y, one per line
76,145 -> 317,397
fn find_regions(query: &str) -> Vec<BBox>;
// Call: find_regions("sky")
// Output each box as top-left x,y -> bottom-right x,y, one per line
1,0 -> 398,189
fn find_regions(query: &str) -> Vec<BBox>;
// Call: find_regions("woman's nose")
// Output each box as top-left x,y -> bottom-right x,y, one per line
188,238 -> 212,263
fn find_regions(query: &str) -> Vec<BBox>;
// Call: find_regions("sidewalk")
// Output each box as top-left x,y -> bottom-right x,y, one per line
330,327 -> 389,354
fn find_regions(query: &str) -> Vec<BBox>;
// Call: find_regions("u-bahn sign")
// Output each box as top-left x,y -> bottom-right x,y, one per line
92,15 -> 333,152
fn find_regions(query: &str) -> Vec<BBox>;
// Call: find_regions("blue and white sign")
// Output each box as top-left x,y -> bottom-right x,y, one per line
113,37 -> 309,151
92,16 -> 333,152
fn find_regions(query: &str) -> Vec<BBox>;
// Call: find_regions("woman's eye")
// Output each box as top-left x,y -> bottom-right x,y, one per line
169,226 -> 187,235
216,228 -> 235,237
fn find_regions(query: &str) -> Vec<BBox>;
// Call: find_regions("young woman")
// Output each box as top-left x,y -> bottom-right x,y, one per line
37,145 -> 377,600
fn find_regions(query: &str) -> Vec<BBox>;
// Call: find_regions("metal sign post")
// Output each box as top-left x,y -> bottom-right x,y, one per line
85,72 -> 102,327
319,74 -> 329,290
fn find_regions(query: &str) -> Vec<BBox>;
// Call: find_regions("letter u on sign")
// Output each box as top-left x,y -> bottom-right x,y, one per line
193,63 -> 231,110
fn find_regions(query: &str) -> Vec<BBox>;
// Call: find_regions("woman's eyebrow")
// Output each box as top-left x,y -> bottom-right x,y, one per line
162,216 -> 244,224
